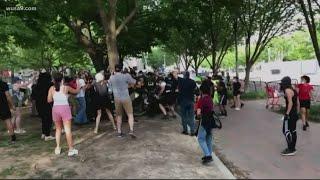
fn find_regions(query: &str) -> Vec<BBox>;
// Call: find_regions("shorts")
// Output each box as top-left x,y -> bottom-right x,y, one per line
95,95 -> 112,110
115,98 -> 133,116
167,93 -> 177,106
219,94 -> 227,106
233,91 -> 241,97
52,105 -> 72,122
300,100 -> 311,109
0,110 -> 11,121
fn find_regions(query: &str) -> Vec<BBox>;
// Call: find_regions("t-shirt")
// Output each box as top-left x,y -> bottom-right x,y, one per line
298,83 -> 313,100
0,80 -> 10,113
76,79 -> 86,98
233,81 -> 241,93
109,73 -> 136,101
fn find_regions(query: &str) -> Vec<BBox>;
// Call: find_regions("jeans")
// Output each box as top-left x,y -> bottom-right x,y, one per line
197,125 -> 213,157
180,101 -> 195,133
75,97 -> 88,124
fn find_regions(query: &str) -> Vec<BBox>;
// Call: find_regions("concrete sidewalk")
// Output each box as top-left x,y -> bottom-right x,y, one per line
29,117 -> 234,179
215,100 -> 320,179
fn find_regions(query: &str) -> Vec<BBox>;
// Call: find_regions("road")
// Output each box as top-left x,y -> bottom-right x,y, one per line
215,100 -> 320,179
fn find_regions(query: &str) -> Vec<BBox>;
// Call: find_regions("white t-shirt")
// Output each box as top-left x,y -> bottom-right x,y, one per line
76,79 -> 86,98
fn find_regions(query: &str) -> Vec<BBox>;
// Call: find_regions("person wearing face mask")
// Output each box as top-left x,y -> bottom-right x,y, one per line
297,75 -> 313,131
280,76 -> 299,156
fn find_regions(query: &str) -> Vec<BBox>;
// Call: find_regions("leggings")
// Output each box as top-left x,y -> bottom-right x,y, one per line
282,114 -> 298,151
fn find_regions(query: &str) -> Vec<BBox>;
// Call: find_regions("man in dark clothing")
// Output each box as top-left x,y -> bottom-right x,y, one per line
0,78 -> 16,143
178,71 -> 197,136
35,72 -> 55,141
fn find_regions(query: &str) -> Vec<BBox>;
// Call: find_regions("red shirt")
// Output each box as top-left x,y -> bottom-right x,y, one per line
197,94 -> 214,115
297,83 -> 313,100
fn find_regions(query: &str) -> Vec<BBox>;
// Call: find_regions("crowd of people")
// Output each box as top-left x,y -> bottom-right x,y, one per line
0,65 -> 315,164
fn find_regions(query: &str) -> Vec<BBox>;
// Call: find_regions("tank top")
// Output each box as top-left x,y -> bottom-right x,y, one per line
284,87 -> 298,116
94,82 -> 108,97
53,85 -> 69,106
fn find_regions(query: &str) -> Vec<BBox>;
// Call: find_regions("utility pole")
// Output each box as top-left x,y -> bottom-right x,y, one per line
234,18 -> 239,77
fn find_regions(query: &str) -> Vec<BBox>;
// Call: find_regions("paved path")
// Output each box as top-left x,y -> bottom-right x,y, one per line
215,100 -> 320,179
29,117 -> 233,179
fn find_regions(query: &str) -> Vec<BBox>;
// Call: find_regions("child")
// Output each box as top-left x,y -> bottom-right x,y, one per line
196,81 -> 215,164
297,75 -> 313,131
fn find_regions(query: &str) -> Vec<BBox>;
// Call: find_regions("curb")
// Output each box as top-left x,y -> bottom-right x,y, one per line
213,153 -> 236,179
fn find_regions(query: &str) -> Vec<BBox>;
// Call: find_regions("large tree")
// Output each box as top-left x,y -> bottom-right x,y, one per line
239,0 -> 295,88
297,0 -> 320,67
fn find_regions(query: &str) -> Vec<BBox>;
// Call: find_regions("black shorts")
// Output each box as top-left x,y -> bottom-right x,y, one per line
300,100 -> 311,109
166,93 -> 177,106
159,95 -> 168,106
233,91 -> 241,97
95,95 -> 112,110
0,110 -> 11,121
219,94 -> 227,106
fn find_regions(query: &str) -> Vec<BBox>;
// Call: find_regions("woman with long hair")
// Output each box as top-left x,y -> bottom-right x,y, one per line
47,73 -> 80,156
93,72 -> 116,134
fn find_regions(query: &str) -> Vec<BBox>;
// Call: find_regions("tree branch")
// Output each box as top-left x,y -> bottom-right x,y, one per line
116,0 -> 138,36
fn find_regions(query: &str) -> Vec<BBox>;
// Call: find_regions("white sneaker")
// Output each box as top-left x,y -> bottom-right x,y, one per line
15,129 -> 26,134
44,136 -> 55,141
41,134 -> 45,139
235,108 -> 241,111
68,149 -> 78,157
55,147 -> 61,155
94,128 -> 98,134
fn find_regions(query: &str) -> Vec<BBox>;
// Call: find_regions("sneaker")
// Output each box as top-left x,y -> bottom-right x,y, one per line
306,122 -> 309,127
281,148 -> 296,156
162,114 -> 169,120
181,131 -> 188,135
241,103 -> 244,108
94,128 -> 98,134
202,156 -> 213,164
41,134 -> 45,139
117,133 -> 124,138
235,108 -> 241,111
303,125 -> 307,131
45,136 -> 55,141
68,149 -> 79,157
15,129 -> 26,134
55,147 -> 61,155
129,131 -> 137,139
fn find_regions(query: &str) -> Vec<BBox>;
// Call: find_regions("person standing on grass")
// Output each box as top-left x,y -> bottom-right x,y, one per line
297,75 -> 313,131
109,64 -> 137,138
47,73 -> 80,156
178,71 -> 197,136
35,72 -> 55,141
0,77 -> 16,144
74,72 -> 88,125
11,76 -> 35,134
93,72 -> 116,134
280,76 -> 299,156
196,80 -> 215,165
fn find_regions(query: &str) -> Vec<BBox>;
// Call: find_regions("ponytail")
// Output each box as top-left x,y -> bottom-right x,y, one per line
53,72 -> 63,92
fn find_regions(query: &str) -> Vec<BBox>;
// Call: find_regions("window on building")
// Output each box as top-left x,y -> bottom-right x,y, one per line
271,69 -> 281,75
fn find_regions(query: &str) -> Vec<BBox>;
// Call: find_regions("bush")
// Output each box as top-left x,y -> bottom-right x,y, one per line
230,90 -> 266,100
274,104 -> 320,123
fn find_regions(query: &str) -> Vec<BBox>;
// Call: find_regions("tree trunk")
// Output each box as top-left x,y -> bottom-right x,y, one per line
234,18 -> 239,77
106,35 -> 119,72
299,0 -> 320,67
244,63 -> 252,90
87,48 -> 106,72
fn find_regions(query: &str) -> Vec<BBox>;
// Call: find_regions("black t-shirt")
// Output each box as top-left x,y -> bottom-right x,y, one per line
233,81 -> 241,93
178,78 -> 197,102
218,81 -> 227,95
0,80 -> 10,113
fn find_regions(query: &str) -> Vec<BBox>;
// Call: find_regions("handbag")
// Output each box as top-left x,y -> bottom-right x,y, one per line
211,111 -> 222,129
